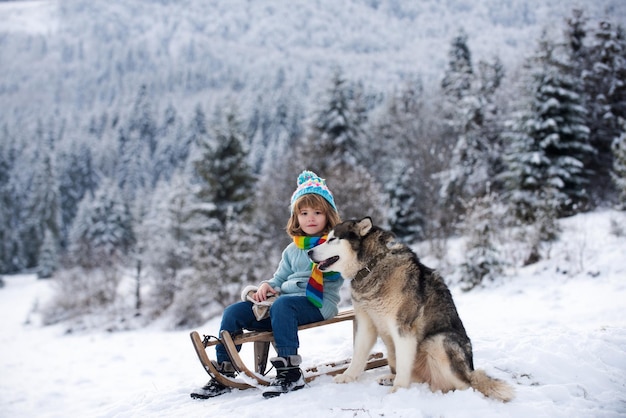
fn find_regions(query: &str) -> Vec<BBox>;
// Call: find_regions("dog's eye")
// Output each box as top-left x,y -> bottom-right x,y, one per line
327,237 -> 336,243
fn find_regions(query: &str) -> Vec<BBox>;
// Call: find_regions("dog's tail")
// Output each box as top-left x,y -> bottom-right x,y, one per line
470,369 -> 515,402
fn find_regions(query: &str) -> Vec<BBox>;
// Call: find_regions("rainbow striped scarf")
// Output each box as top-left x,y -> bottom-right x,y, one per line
293,235 -> 341,308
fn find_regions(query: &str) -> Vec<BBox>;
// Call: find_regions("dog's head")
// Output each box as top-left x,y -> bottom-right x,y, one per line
308,217 -> 379,280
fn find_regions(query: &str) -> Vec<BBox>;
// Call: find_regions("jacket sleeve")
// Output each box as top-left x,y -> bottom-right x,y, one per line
263,245 -> 293,290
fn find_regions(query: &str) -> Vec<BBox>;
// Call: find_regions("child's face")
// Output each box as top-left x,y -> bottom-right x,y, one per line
297,206 -> 327,236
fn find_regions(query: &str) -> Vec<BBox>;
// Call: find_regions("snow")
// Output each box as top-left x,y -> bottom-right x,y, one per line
2,210 -> 625,417
0,0 -> 58,34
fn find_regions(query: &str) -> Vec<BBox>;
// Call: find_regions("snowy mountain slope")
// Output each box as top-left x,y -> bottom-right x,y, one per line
1,210 -> 625,417
1,0 -> 625,120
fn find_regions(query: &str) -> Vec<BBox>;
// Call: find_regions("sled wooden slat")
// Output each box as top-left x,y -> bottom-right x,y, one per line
199,309 -> 357,347
230,309 -> 359,375
233,309 -> 356,346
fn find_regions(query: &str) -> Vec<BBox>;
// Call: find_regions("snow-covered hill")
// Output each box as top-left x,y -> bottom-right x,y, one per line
1,0 -> 625,121
1,209 -> 625,417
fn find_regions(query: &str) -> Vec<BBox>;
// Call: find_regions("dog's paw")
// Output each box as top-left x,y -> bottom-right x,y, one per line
334,373 -> 357,384
377,374 -> 395,386
389,382 -> 410,393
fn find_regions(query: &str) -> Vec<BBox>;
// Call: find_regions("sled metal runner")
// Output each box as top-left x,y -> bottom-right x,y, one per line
190,309 -> 388,389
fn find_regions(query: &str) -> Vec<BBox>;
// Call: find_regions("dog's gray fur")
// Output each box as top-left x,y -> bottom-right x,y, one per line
309,217 -> 514,401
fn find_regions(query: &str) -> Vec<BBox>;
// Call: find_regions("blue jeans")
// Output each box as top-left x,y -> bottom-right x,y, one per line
216,296 -> 324,363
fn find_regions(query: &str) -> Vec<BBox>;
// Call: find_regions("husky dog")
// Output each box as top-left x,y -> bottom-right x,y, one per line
309,217 -> 514,402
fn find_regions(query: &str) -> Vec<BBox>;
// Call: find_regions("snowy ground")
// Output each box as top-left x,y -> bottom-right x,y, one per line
1,210 -> 625,418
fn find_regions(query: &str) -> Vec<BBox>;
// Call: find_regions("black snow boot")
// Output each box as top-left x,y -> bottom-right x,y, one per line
262,355 -> 305,398
190,361 -> 236,399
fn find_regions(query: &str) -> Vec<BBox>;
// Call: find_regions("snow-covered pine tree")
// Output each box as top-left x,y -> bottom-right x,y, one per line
187,103 -> 210,152
506,32 -> 592,219
242,88 -> 306,246
579,18 -> 626,204
117,125 -> 150,204
68,180 -> 135,269
367,77 -> 426,189
37,227 -> 59,279
251,89 -> 305,176
438,30 -> 506,223
43,180 -> 136,325
300,69 -> 365,173
57,140 -> 99,249
565,9 -> 588,60
151,104 -> 188,187
177,104 -> 260,326
441,30 -> 473,102
23,148 -> 63,271
368,78 -> 447,242
611,119 -> 626,209
438,30 -> 475,224
458,190 -> 505,290
129,85 -> 158,157
0,125 -> 31,274
193,105 -> 255,226
0,129 -> 16,273
387,166 -> 425,242
142,174 -> 196,315
299,70 -> 387,223
116,85 -> 155,203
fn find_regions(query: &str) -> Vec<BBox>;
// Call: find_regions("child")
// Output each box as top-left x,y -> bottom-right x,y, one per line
191,170 -> 343,399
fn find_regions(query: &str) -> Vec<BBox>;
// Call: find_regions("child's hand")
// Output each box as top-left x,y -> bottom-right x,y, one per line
253,283 -> 277,302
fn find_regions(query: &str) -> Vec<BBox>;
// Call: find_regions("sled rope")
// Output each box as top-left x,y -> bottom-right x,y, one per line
201,334 -> 220,348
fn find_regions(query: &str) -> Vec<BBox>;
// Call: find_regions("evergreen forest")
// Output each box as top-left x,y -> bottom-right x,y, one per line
1,1 -> 625,329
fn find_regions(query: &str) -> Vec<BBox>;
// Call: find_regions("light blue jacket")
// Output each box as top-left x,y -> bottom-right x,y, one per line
264,242 -> 344,320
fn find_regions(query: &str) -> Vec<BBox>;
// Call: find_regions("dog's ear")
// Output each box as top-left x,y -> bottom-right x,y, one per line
356,217 -> 373,237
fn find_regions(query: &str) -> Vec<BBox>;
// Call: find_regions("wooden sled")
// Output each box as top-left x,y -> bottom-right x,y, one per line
190,309 -> 388,389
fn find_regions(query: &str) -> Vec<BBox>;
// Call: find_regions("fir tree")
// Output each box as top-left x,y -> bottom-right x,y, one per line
128,84 -> 158,156
251,90 -> 306,243
504,32 -> 593,220
580,19 -> 626,204
367,78 -> 426,190
193,105 -> 255,226
143,174 -> 196,312
23,149 -> 63,270
299,70 -> 386,223
0,126 -> 28,273
117,126 -> 150,204
0,129 -> 15,273
251,89 -> 305,177
438,30 -> 475,218
369,78 -> 446,241
152,104 -> 188,186
458,191 -> 505,290
115,85 -> 157,203
37,227 -> 59,279
611,120 -> 626,209
441,30 -> 473,101
300,69 -> 366,173
69,180 -> 135,269
387,166 -> 425,242
57,140 -> 99,248
565,9 -> 588,59
183,104 -> 259,324
187,103 -> 210,151
439,31 -> 505,224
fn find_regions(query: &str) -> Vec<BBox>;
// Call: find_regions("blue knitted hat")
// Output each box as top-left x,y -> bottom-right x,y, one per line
290,170 -> 337,213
